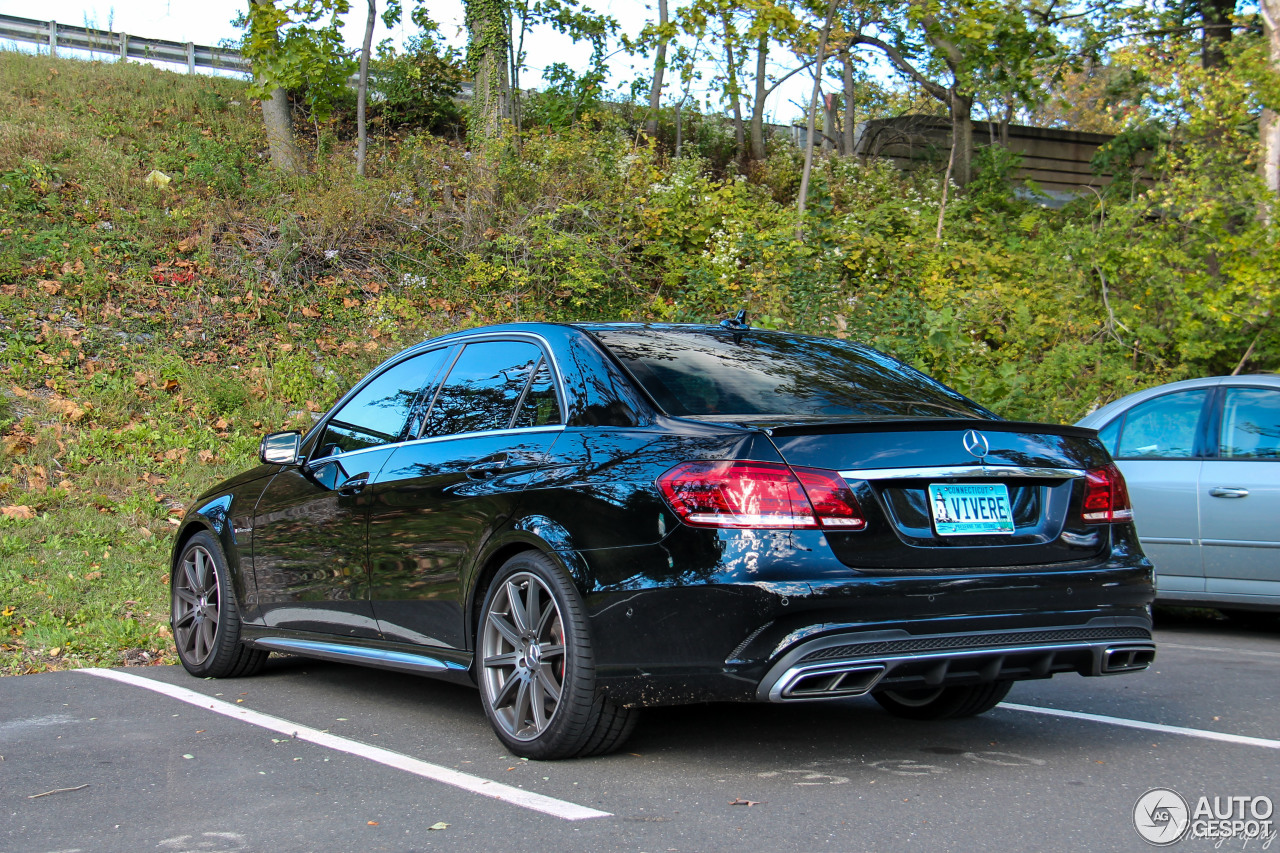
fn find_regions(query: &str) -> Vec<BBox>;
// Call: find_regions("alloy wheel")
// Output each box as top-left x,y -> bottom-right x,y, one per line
480,572 -> 567,741
173,543 -> 221,666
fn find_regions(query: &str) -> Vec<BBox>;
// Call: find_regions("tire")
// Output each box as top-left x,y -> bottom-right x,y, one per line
477,551 -> 637,760
171,531 -> 268,678
873,681 -> 1014,721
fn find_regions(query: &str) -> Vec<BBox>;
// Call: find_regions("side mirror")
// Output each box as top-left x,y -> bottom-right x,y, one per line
260,431 -> 302,466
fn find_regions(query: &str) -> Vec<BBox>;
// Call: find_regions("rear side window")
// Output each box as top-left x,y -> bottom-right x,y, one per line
513,358 -> 562,428
1114,390 -> 1208,459
318,348 -> 449,456
592,329 -> 990,419
1219,388 -> 1280,459
425,341 -> 554,437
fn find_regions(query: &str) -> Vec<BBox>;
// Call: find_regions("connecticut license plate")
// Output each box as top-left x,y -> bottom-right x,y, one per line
927,483 -> 1015,536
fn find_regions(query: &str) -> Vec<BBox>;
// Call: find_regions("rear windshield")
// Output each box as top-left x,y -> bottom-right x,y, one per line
591,328 -> 992,420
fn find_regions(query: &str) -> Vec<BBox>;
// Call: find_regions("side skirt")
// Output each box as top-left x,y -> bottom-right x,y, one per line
241,628 -> 476,685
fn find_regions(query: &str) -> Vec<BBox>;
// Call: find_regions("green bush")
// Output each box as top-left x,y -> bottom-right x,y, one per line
370,35 -> 465,135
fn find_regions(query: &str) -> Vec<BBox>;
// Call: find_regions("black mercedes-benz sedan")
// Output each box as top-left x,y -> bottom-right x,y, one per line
170,321 -> 1155,759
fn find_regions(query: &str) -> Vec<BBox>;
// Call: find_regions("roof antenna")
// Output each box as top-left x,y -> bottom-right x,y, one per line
719,309 -> 750,330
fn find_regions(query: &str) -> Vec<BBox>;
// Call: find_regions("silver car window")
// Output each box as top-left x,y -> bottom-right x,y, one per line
1115,390 -> 1208,459
1219,388 -> 1280,460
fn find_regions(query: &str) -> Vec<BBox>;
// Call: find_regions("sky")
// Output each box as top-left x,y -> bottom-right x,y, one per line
0,0 -> 818,125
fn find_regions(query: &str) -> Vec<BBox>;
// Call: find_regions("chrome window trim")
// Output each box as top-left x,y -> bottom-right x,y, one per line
839,464 -> 1085,481
399,423 -> 566,450
307,424 -> 567,467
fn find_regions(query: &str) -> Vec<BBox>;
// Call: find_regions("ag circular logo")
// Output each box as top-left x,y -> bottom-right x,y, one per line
962,429 -> 990,460
1134,788 -> 1190,845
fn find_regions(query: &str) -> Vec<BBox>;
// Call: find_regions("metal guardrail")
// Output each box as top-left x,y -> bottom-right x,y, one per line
0,13 -> 248,75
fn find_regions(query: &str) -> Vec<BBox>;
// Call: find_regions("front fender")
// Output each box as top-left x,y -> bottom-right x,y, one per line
170,484 -> 266,619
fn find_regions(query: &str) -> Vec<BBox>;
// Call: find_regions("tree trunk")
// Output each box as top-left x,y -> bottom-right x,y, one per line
948,89 -> 973,187
646,0 -> 669,138
841,50 -> 856,157
249,0 -> 303,173
822,92 -> 836,151
1201,0 -> 1235,69
749,34 -> 769,161
356,0 -> 376,177
721,11 -> 746,162
261,86 -> 303,173
797,0 -> 839,235
466,0 -> 511,141
675,97 -> 684,158
1261,0 -> 1280,204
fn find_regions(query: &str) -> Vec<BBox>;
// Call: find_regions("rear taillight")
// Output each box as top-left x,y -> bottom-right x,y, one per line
1082,463 -> 1134,524
658,461 -> 867,530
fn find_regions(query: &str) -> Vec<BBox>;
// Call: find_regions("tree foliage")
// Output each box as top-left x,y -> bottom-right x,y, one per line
238,0 -> 355,122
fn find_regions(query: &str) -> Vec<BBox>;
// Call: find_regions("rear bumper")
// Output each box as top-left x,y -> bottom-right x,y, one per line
580,530 -> 1154,707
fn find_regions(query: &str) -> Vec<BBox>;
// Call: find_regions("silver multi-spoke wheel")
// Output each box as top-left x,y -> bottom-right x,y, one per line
170,531 -> 267,679
173,543 -> 221,666
481,571 -> 567,741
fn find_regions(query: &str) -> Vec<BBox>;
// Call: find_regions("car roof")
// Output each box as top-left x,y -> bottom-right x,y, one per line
1076,374 -> 1280,428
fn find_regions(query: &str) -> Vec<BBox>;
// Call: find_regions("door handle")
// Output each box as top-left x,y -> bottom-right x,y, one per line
1209,487 -> 1249,499
466,456 -> 508,479
338,474 -> 369,496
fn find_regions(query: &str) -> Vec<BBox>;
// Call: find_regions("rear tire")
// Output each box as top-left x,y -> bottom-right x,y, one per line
873,681 -> 1013,721
171,531 -> 267,678
477,551 -> 637,759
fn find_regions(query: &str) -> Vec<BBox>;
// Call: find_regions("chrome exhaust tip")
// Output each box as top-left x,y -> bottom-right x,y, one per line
1102,644 -> 1155,673
773,664 -> 888,701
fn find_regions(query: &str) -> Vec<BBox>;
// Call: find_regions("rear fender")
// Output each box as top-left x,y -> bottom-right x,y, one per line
463,517 -> 594,652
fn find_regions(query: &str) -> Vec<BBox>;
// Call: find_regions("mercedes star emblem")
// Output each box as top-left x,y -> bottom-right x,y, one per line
963,429 -> 990,460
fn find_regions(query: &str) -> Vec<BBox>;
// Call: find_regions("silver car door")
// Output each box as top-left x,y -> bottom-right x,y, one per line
1200,386 -> 1280,604
1111,389 -> 1212,595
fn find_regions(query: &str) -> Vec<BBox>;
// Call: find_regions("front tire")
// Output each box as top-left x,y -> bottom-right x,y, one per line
171,531 -> 267,678
477,551 -> 636,759
873,681 -> 1013,720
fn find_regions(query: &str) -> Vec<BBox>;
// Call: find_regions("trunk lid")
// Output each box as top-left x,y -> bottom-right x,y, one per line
757,418 -> 1113,571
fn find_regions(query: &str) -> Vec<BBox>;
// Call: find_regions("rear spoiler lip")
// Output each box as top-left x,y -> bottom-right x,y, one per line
707,417 -> 1099,441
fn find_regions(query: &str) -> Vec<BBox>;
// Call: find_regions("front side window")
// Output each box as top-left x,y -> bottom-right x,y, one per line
1114,390 -> 1208,459
316,348 -> 449,457
424,341 -> 552,437
1219,388 -> 1280,459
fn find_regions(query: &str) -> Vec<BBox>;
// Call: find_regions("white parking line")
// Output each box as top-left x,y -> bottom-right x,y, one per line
1159,641 -> 1280,661
1001,702 -> 1280,750
79,668 -> 611,821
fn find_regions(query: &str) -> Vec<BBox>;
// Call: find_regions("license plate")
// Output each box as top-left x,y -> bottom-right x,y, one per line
928,483 -> 1015,536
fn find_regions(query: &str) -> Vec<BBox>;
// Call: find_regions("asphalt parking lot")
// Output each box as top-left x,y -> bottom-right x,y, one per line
3,611 -> 1277,853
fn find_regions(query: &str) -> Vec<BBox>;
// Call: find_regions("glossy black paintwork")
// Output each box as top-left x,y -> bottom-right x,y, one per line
367,428 -> 562,648
173,322 -> 1155,706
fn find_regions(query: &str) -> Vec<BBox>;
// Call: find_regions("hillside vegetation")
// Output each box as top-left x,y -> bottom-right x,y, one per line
1,51 -> 1276,674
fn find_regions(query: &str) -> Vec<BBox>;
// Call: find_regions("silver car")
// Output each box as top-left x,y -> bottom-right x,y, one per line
1076,375 -> 1280,616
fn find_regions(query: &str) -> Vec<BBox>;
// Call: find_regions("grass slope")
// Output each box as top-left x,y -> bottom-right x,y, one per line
0,53 -> 498,674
